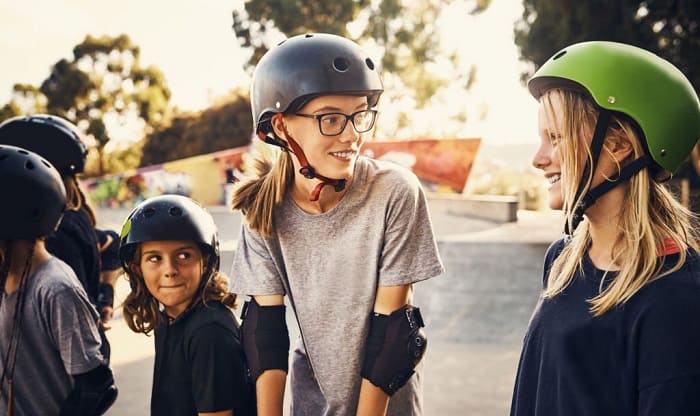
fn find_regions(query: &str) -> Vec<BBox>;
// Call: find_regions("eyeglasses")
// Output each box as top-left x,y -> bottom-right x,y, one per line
292,109 -> 378,136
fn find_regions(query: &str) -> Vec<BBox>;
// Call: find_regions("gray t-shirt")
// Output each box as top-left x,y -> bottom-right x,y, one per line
0,257 -> 104,416
231,156 -> 444,415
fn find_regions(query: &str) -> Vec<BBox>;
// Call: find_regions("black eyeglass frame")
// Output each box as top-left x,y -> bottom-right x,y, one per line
291,109 -> 378,136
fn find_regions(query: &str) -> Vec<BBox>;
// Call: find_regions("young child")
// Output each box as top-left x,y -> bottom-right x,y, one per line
230,33 -> 442,415
0,115 -> 109,361
119,195 -> 254,416
0,145 -> 116,415
511,41 -> 700,415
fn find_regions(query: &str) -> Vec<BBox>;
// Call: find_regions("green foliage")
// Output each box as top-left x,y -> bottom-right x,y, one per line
140,91 -> 253,166
231,0 -> 490,109
514,0 -> 700,89
514,0 -> 700,186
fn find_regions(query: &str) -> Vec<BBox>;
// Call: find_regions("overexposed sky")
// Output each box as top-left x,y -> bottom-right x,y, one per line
0,0 -> 539,145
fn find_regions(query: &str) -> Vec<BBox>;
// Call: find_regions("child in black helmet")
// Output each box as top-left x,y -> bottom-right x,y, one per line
0,145 -> 116,415
0,115 -> 111,361
230,33 -> 443,415
120,195 -> 254,416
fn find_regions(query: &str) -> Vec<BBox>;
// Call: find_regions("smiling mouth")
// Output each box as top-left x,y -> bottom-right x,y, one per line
547,174 -> 561,185
329,150 -> 355,160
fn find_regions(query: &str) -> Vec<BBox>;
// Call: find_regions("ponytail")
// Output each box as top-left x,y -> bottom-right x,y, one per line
63,175 -> 97,227
230,150 -> 294,238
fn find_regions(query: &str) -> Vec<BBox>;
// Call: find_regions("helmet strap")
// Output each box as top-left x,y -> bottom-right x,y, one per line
269,114 -> 348,202
565,109 -> 651,235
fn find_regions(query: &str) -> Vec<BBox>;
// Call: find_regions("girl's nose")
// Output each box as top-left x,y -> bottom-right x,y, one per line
163,258 -> 178,278
532,144 -> 551,170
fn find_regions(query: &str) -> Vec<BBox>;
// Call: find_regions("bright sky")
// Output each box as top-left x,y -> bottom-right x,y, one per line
0,0 -> 539,146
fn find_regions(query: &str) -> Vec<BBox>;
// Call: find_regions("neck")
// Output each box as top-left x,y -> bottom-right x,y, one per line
584,185 -> 627,271
291,173 -> 354,214
4,240 -> 51,293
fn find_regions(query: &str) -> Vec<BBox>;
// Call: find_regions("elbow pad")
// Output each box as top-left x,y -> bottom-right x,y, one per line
59,364 -> 118,416
360,304 -> 427,396
241,298 -> 290,382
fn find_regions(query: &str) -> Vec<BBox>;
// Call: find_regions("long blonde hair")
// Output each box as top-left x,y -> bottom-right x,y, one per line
541,88 -> 700,316
230,147 -> 295,238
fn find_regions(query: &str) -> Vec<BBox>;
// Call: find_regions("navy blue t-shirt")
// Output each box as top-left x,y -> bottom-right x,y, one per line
511,239 -> 700,415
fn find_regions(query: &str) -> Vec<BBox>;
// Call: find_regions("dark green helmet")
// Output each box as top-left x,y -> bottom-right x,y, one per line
528,41 -> 700,174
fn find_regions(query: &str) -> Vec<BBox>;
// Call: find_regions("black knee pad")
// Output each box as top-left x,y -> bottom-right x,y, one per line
361,304 -> 427,396
241,298 -> 290,382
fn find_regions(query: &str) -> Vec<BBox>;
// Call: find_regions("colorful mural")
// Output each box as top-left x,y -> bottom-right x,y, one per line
83,138 -> 481,207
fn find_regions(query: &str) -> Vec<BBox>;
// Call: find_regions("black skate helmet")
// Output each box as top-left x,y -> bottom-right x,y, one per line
119,195 -> 220,290
0,145 -> 67,240
0,114 -> 88,176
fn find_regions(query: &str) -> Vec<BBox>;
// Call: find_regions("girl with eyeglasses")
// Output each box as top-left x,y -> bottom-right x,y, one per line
229,33 -> 444,416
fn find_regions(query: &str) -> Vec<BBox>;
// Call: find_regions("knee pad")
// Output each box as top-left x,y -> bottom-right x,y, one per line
361,304 -> 427,396
241,298 -> 290,382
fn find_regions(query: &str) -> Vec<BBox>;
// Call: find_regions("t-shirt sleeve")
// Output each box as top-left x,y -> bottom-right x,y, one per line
636,283 -> 700,415
44,286 -> 104,375
230,222 -> 286,296
378,170 -> 444,286
186,323 -> 249,412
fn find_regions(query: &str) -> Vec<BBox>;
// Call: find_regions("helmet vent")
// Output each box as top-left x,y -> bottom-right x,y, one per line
0,154 -> 7,161
25,161 -> 35,170
41,160 -> 51,168
333,57 -> 350,72
365,58 -> 375,70
169,206 -> 183,216
17,149 -> 28,155
305,34 -> 313,38
553,50 -> 567,60
144,207 -> 156,217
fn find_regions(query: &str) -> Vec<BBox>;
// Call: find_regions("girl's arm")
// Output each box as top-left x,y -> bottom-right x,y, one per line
356,284 -> 411,416
253,294 -> 287,416
199,411 -> 232,416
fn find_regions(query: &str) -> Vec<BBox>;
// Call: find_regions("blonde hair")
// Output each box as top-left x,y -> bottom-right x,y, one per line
122,246 -> 237,335
230,148 -> 295,238
63,175 -> 97,227
541,88 -> 700,316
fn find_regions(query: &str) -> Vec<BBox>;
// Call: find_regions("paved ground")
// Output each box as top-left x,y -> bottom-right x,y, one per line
100,205 -> 564,415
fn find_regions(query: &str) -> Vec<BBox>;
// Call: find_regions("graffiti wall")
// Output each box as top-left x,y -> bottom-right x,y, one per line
83,138 -> 480,207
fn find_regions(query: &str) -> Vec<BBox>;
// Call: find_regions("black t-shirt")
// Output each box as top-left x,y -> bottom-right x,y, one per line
511,239 -> 700,416
46,209 -> 100,305
152,301 -> 255,416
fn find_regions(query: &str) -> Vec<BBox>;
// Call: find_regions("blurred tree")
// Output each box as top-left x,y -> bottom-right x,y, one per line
35,34 -> 172,175
514,0 -> 700,199
231,0 -> 491,113
0,84 -> 47,119
140,90 -> 252,166
515,0 -> 699,87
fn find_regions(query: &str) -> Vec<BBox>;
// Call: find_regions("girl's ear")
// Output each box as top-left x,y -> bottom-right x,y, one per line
606,134 -> 634,164
270,115 -> 290,144
128,262 -> 141,277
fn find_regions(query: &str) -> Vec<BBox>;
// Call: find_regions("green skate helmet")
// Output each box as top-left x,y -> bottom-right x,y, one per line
529,41 -> 700,175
